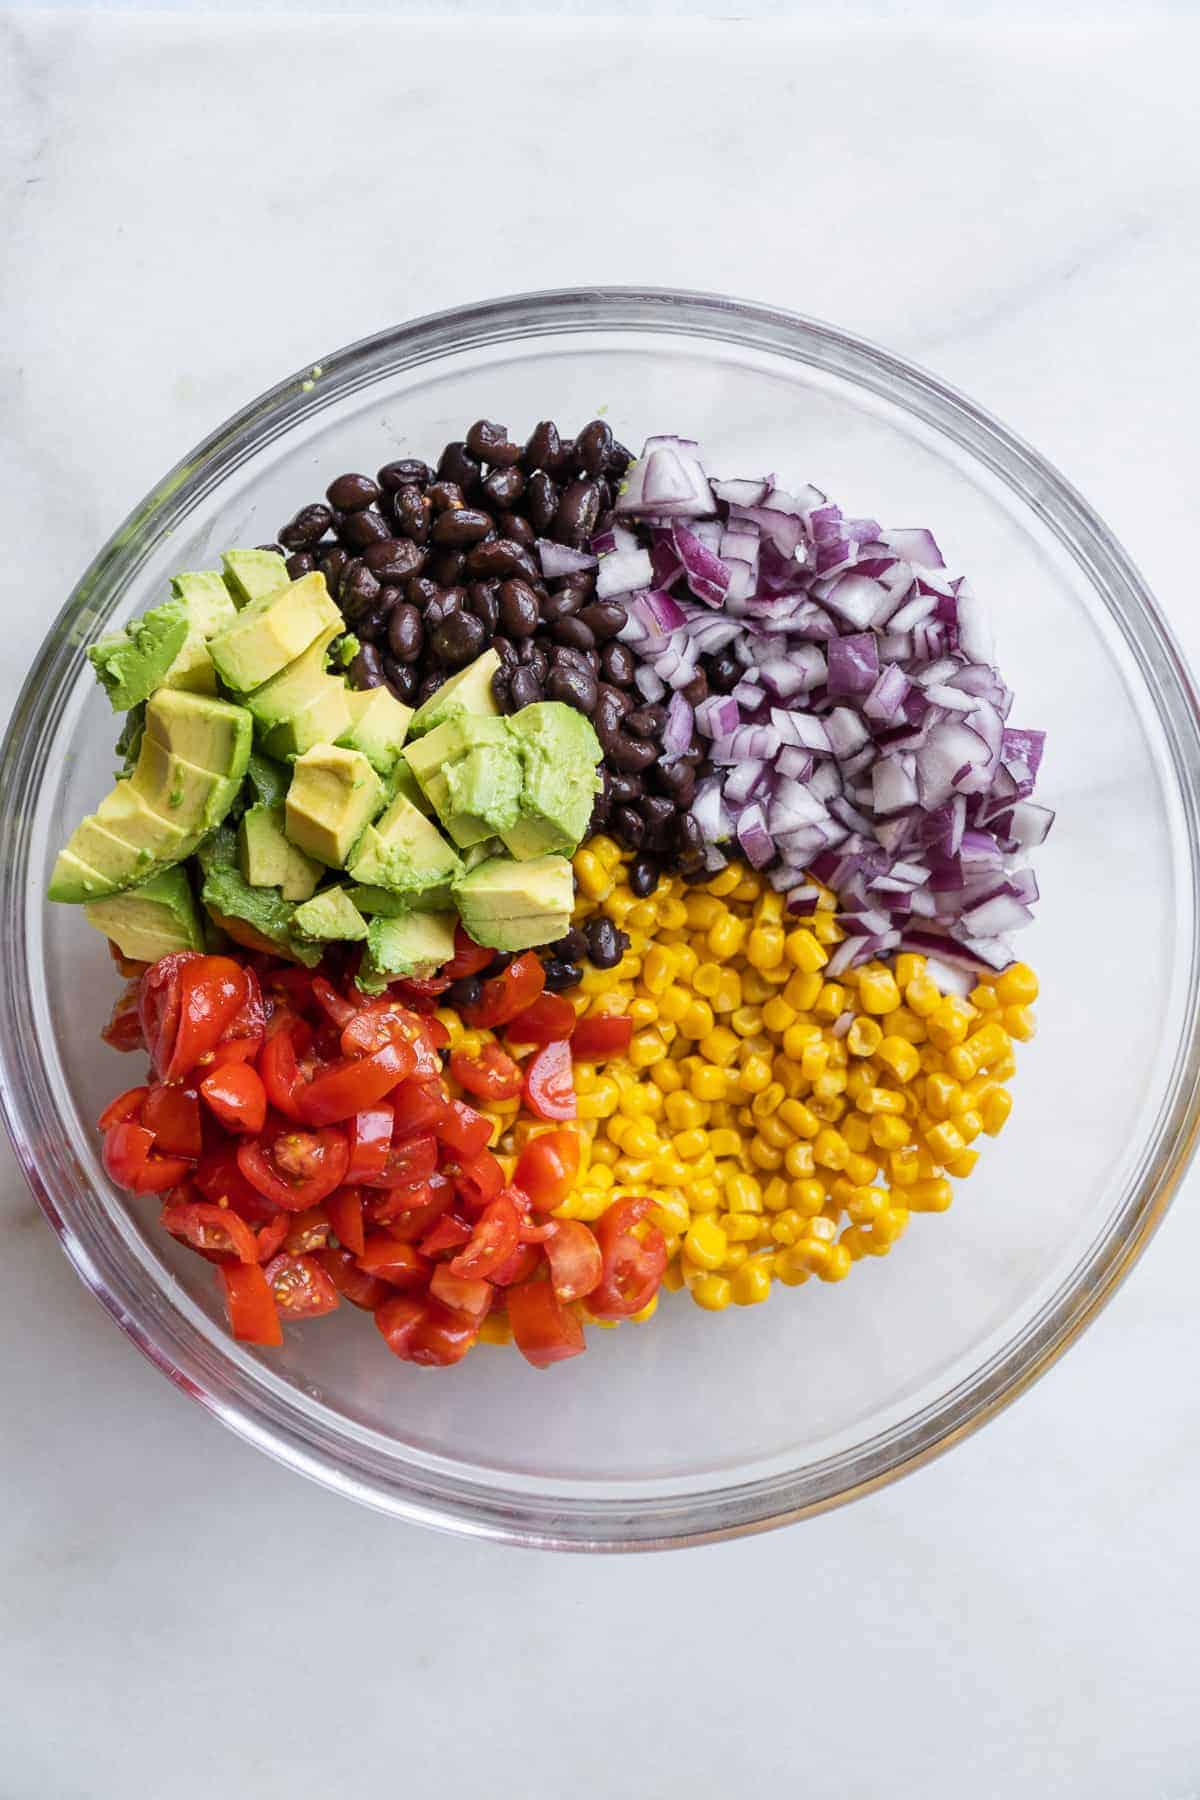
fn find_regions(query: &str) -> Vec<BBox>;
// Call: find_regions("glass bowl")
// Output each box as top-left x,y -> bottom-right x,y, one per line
3,288 -> 1198,1552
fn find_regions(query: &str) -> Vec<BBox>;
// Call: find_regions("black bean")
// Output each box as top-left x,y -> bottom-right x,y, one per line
706,649 -> 741,693
349,643 -> 385,689
656,760 -> 697,804
491,668 -> 512,710
609,732 -> 656,774
539,589 -> 582,627
327,473 -> 379,512
611,806 -> 646,851
542,959 -> 582,993
681,669 -> 709,707
527,471 -> 559,533
428,480 -> 465,514
629,857 -> 660,898
405,574 -> 440,611
492,636 -> 518,670
587,792 -> 611,835
552,927 -> 587,962
545,662 -> 598,714
497,578 -> 540,638
387,603 -> 424,663
585,916 -> 625,969
524,420 -> 567,473
466,419 -> 523,467
625,706 -> 665,740
574,419 -> 614,477
430,611 -> 487,667
467,581 -> 500,637
578,600 -> 626,642
385,659 -> 420,704
675,812 -> 705,858
481,951 -> 514,978
285,551 -> 317,580
280,502 -> 334,549
378,459 -> 430,491
480,465 -> 525,510
464,538 -> 539,583
428,548 -> 466,586
447,976 -> 482,1011
509,666 -> 543,709
552,477 -> 602,547
339,560 -> 382,622
600,642 -> 635,687
429,585 -> 465,622
432,507 -> 494,548
607,772 -> 643,805
320,546 -> 350,592
527,642 -> 549,683
548,644 -> 592,674
497,511 -> 535,547
640,793 -> 676,832
393,486 -> 431,543
340,508 -> 392,551
436,443 -> 483,496
418,670 -> 448,704
363,537 -> 427,585
550,616 -> 596,653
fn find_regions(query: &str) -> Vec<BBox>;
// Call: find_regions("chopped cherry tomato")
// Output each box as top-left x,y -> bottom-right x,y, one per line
264,1251 -> 340,1319
324,1187 -> 365,1258
418,1214 -> 473,1256
211,971 -> 266,1065
102,1122 -> 192,1194
390,1077 -> 451,1136
237,1122 -> 350,1212
449,1043 -> 523,1102
219,1262 -> 282,1346
140,953 -> 252,1083
345,1106 -> 394,1181
140,1083 -> 203,1157
199,1062 -> 267,1135
359,1131 -> 439,1190
318,1245 -> 391,1311
541,1218 -> 603,1302
194,1141 -> 278,1225
311,976 -> 358,1029
570,1015 -> 634,1060
98,1086 -> 149,1132
254,1213 -> 290,1263
357,1235 -> 431,1287
449,1189 -> 521,1281
523,1039 -> 577,1122
486,1241 -> 542,1287
301,1038 -> 415,1126
282,1206 -> 331,1254
428,1265 -> 492,1322
588,1196 -> 667,1318
442,924 -> 494,981
101,979 -> 145,1053
438,1099 -> 492,1160
513,1128 -> 581,1210
375,1181 -> 453,1241
206,1035 -> 262,1069
460,951 -> 545,1030
160,1198 -> 259,1265
409,1299 -> 479,1366
452,1148 -> 504,1211
506,1273 -> 586,1368
374,1292 -> 426,1360
504,993 -> 576,1047
389,975 -> 451,1009
258,1019 -> 310,1123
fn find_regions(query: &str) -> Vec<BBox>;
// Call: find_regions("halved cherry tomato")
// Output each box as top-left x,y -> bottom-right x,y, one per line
588,1196 -> 667,1319
238,1122 -> 350,1212
98,1086 -> 149,1132
449,1043 -> 523,1102
283,1205 -> 331,1254
357,1235 -> 431,1286
209,972 -> 266,1066
160,1198 -> 259,1265
311,976 -> 358,1029
205,1035 -> 262,1069
219,1262 -> 283,1345
428,1265 -> 492,1321
194,1141 -> 279,1225
140,953 -> 252,1083
374,1292 -> 426,1360
324,1187 -> 365,1258
541,1218 -> 603,1302
101,979 -> 145,1053
318,1245 -> 391,1312
442,924 -> 494,981
449,1189 -> 521,1281
199,1062 -> 267,1135
513,1128 -> 581,1210
418,1214 -> 473,1256
359,1131 -> 439,1191
408,1299 -> 479,1366
140,1083 -> 203,1157
258,1019 -> 310,1123
390,1077 -> 451,1136
439,1099 -> 492,1160
345,1106 -> 393,1181
452,1148 -> 504,1211
301,1038 -> 416,1126
102,1122 -> 192,1194
264,1251 -> 340,1319
506,1273 -> 586,1368
375,1180 -> 453,1241
389,975 -> 451,1010
570,1015 -> 634,1060
503,993 -> 576,1047
486,1241 -> 542,1287
523,1039 -> 577,1122
254,1213 -> 290,1262
460,951 -> 545,1030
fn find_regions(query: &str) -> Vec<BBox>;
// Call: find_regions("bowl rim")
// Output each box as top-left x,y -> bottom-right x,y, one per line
3,284 -> 1199,1551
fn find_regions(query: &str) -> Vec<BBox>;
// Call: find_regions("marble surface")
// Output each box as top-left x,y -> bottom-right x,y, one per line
4,12 -> 1200,1798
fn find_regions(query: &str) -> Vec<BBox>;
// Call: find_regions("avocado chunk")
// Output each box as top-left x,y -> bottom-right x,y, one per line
244,750 -> 291,810
239,804 -> 322,902
500,702 -> 602,860
337,687 -> 414,777
144,687 -> 253,777
293,886 -> 369,943
245,625 -> 353,759
160,569 -> 239,696
347,789 -> 463,907
87,601 -> 189,712
199,847 -> 321,967
406,648 -> 501,738
83,866 -> 203,962
357,911 -> 457,994
131,734 -> 242,836
285,744 -> 383,869
222,549 -> 289,609
209,572 -> 342,693
403,714 -> 521,848
387,758 -> 432,817
454,853 -> 574,952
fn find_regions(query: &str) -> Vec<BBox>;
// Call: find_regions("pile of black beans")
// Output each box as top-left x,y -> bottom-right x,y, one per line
272,420 -> 710,899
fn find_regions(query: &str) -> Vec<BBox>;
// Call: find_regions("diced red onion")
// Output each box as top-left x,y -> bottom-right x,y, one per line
596,547 -> 654,600
537,540 -> 598,580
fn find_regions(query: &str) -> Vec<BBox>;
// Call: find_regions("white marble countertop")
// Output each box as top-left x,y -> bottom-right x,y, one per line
4,12 -> 1199,1797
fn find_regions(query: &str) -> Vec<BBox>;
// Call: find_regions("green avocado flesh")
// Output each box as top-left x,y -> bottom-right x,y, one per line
357,911 -> 458,994
454,853 -> 574,952
83,865 -> 204,962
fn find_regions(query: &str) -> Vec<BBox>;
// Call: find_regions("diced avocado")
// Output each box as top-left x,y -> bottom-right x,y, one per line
244,751 -> 291,809
200,860 -> 321,967
222,549 -> 289,609
357,911 -> 457,993
143,688 -> 253,779
387,758 -> 432,817
347,789 -> 463,906
48,845 -> 123,905
406,649 -> 501,738
87,601 -> 189,712
462,837 -> 505,872
454,853 -> 574,952
285,744 -> 383,868
239,804 -> 323,902
343,884 -> 412,919
83,866 -> 203,962
500,702 -> 601,860
293,886 -> 369,943
245,624 -> 352,760
337,687 -> 414,777
159,570 -> 239,697
210,572 -> 342,693
131,735 -> 241,836
403,714 -> 519,849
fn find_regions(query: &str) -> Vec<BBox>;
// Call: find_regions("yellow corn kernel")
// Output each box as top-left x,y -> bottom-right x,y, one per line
773,1248 -> 812,1286
956,1108 -> 983,1144
869,1113 -> 911,1151
704,865 -> 742,898
628,997 -> 660,1031
738,1054 -> 773,1095
783,970 -> 824,1013
908,1177 -> 953,1213
680,999 -> 716,1041
745,924 -> 783,970
760,1176 -> 788,1214
798,1038 -> 829,1081
847,1185 -> 888,1225
655,1057 -> 684,1093
749,1082 -> 784,1121
730,1006 -> 763,1040
780,1140 -> 813,1180
1003,1004 -> 1036,1042
739,969 -> 774,1005
711,970 -> 742,1013
846,1016 -> 883,1058
813,983 -> 847,1021
664,1091 -> 705,1132
905,973 -> 941,1017
614,1158 -> 656,1184
685,894 -> 724,931
784,928 -> 828,973
758,996 -> 794,1036
842,1112 -> 872,1153
572,848 -> 614,901
628,1028 -> 668,1069
845,1152 -> 880,1188
709,914 -> 748,961
625,901 -> 659,934
658,898 -> 689,931
925,1119 -> 966,1161
813,1127 -> 849,1171
777,1098 -> 818,1139
788,1178 -> 825,1216
721,1212 -> 763,1245
811,914 -> 845,946
586,833 -> 622,871
690,1273 -> 733,1311
667,1127 -> 706,1163
858,1086 -> 904,1117
698,1026 -> 741,1068
923,1072 -> 962,1121
890,1145 -> 920,1186
754,891 -> 785,925
875,1034 -> 920,1083
640,944 -> 676,996
996,962 -> 1039,1005
808,1095 -> 846,1125
895,952 -> 926,989
928,995 -> 975,1049
660,1259 -> 686,1293
723,1171 -> 763,1213
689,1179 -> 721,1213
885,1006 -> 927,1045
731,1259 -> 773,1306
857,967 -> 902,1014
980,1087 -> 1013,1136
945,1147 -> 980,1178
970,983 -> 1001,1014
747,1136 -> 782,1172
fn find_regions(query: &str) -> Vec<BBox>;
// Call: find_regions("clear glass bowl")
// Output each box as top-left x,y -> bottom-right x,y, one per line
3,288 -> 1198,1551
